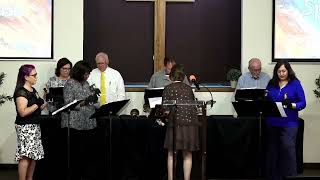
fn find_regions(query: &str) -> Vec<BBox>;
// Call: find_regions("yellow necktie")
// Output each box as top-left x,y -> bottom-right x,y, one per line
100,71 -> 106,105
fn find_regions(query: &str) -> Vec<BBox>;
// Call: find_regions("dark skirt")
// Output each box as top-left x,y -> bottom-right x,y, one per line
164,125 -> 199,151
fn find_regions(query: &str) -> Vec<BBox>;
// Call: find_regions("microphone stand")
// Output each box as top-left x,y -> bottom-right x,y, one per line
172,104 -> 177,180
67,110 -> 71,180
108,111 -> 113,180
194,82 -> 216,108
193,82 -> 215,180
45,92 -> 71,180
201,85 -> 215,108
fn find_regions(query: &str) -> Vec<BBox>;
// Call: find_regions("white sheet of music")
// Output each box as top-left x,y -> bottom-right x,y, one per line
148,97 -> 162,108
52,99 -> 83,115
276,102 -> 287,117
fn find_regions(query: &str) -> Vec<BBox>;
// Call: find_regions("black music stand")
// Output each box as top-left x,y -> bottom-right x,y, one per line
232,100 -> 285,177
48,87 -> 64,107
91,99 -> 130,180
52,99 -> 83,180
144,88 -> 164,108
90,99 -> 129,118
232,100 -> 284,118
235,88 -> 267,101
49,87 -> 63,96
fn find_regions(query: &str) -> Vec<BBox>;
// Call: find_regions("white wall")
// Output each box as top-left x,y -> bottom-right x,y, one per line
0,0 -> 84,163
0,0 -> 319,164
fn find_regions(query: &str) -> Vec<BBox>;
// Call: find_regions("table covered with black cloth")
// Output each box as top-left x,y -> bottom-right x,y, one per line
34,115 -> 304,180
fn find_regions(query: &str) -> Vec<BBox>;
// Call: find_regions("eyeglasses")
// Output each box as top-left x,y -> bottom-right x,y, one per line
29,73 -> 37,77
61,67 -> 71,71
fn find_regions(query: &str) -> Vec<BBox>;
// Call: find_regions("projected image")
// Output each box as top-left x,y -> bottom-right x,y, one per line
0,0 -> 52,59
274,0 -> 320,61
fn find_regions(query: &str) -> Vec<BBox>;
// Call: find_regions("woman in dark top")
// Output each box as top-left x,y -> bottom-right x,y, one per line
162,64 -> 199,180
13,64 -> 47,180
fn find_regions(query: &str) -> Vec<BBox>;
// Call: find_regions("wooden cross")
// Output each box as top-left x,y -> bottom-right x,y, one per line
127,0 -> 194,72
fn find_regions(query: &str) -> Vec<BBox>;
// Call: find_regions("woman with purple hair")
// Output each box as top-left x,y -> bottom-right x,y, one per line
13,64 -> 47,180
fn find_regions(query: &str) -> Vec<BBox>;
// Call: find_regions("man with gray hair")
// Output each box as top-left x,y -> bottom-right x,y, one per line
236,58 -> 270,89
87,52 -> 125,105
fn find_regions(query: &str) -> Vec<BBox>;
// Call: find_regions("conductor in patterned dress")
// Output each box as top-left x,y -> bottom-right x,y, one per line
162,64 -> 199,180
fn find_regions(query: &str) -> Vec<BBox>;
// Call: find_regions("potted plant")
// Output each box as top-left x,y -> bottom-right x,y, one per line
0,72 -> 13,105
313,75 -> 320,100
226,68 -> 242,88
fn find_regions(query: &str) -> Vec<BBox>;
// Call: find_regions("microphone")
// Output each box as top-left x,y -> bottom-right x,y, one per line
189,75 -> 215,108
189,75 -> 200,90
89,84 -> 101,96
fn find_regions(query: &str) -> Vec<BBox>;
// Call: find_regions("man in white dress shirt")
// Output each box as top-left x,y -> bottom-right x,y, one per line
87,52 -> 125,104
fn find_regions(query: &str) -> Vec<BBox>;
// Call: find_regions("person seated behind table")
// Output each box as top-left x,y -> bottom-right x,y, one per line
146,57 -> 190,112
148,57 -> 189,88
236,57 -> 270,89
45,57 -> 72,112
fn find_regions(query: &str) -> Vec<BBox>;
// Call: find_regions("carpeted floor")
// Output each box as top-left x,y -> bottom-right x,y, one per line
1,167 -> 320,180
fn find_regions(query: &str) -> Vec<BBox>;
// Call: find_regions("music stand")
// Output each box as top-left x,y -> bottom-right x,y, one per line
144,88 -> 164,108
232,100 -> 286,177
52,99 -> 83,116
91,99 -> 130,180
52,99 -> 83,180
49,87 -> 63,96
235,88 -> 266,101
90,99 -> 130,118
47,87 -> 64,113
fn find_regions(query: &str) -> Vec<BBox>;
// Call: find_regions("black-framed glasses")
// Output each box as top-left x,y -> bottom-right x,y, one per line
29,73 -> 37,77
61,67 -> 71,71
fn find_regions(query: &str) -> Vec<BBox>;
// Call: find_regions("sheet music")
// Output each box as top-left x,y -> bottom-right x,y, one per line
239,87 -> 256,89
148,97 -> 162,108
276,102 -> 287,117
52,99 -> 83,115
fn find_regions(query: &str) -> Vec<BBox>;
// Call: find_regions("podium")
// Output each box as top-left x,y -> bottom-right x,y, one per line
92,99 -> 130,180
162,99 -> 207,180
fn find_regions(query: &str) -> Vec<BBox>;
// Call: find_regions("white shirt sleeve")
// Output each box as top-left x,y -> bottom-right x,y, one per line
105,68 -> 126,103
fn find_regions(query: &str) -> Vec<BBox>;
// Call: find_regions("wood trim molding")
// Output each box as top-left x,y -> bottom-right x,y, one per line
125,87 -> 235,92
